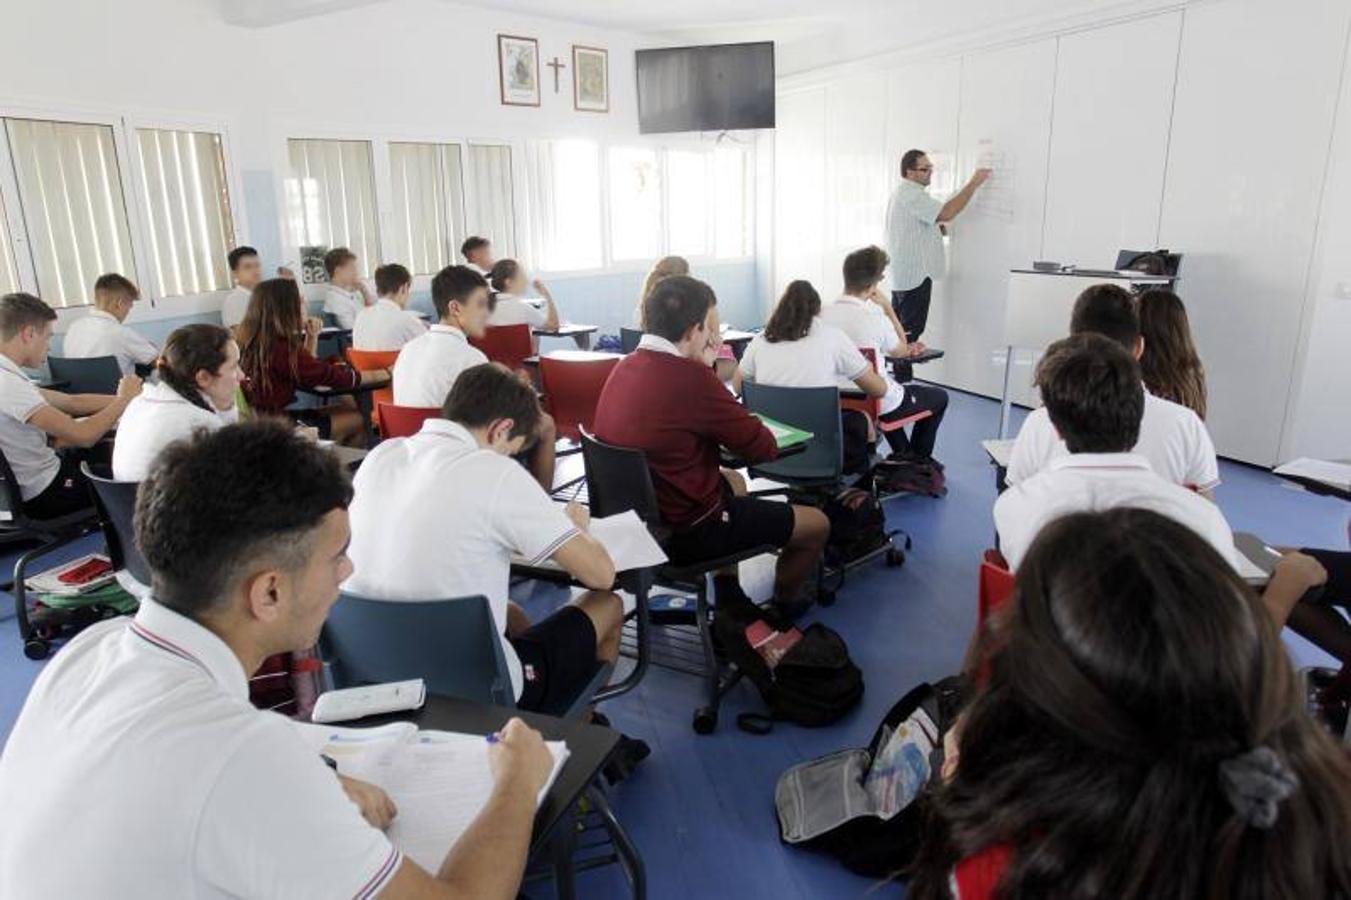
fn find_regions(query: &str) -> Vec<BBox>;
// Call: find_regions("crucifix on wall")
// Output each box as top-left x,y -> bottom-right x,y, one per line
546,56 -> 567,93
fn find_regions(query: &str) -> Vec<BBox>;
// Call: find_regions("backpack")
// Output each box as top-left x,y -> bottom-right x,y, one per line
822,488 -> 893,570
714,600 -> 864,733
775,676 -> 967,876
875,457 -> 947,498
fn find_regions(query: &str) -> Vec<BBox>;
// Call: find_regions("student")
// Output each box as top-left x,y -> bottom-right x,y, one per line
910,508 -> 1351,900
239,278 -> 387,445
633,255 -> 689,328
594,275 -> 830,616
352,262 -> 426,351
392,264 -> 491,408
321,247 -> 375,330
737,280 -> 887,472
0,421 -> 557,899
62,273 -> 158,375
112,324 -> 243,481
488,259 -> 560,333
1007,283 -> 1219,494
993,334 -> 1237,570
1138,288 -> 1208,419
347,363 -> 631,725
222,245 -> 296,329
461,235 -> 495,277
0,293 -> 140,518
819,245 -> 950,465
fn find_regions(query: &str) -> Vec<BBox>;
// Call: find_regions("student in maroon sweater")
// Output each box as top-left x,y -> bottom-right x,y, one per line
594,275 -> 830,616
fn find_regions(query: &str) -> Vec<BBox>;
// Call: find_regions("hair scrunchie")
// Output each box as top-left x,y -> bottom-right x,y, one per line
1218,746 -> 1299,829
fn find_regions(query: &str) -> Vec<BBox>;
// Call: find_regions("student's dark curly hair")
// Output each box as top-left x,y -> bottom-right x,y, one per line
134,421 -> 352,619
909,508 -> 1351,900
763,280 -> 821,343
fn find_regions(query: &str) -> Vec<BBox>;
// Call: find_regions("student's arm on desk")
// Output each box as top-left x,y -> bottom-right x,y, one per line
551,502 -> 617,589
704,377 -> 778,464
379,718 -> 553,900
1260,551 -> 1328,627
31,376 -> 140,447
853,368 -> 887,399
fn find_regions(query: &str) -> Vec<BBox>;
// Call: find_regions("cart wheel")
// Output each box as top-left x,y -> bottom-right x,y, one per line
693,707 -> 718,735
886,548 -> 906,568
23,638 -> 50,660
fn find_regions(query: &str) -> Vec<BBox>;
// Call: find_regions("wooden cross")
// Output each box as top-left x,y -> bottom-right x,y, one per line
546,56 -> 566,93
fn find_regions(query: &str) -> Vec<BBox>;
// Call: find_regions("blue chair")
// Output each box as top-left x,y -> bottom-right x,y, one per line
321,592 -> 609,719
740,382 -> 844,489
46,355 -> 121,394
619,328 -> 643,354
81,464 -> 151,586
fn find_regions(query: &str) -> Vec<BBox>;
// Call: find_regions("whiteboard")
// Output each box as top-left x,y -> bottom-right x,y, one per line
773,88 -> 828,296
824,74 -> 889,300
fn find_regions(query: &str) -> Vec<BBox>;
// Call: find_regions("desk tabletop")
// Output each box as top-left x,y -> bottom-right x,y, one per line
981,438 -> 1016,469
721,329 -> 756,344
300,376 -> 389,397
363,693 -> 618,846
534,324 -> 598,337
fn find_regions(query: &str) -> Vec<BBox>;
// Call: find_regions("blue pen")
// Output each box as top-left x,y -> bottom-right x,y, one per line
485,733 -> 500,745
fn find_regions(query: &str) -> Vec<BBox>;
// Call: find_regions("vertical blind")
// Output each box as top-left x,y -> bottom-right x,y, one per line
286,138 -> 380,274
136,128 -> 236,297
714,145 -> 750,258
5,118 -> 137,307
667,149 -> 710,257
608,146 -> 661,262
0,191 -> 18,295
524,140 -> 602,271
388,142 -> 466,274
465,144 -> 516,259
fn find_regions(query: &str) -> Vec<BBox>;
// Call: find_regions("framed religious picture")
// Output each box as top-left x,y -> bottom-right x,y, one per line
572,45 -> 609,113
498,34 -> 540,107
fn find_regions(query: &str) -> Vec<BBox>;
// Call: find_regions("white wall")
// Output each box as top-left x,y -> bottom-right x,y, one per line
775,0 -> 1351,466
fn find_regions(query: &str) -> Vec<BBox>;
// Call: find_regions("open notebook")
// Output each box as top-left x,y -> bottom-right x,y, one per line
295,721 -> 569,872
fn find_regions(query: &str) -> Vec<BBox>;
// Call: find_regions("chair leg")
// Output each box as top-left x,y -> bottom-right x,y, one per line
14,536 -> 65,657
593,570 -> 652,704
692,574 -> 720,734
587,784 -> 647,900
551,810 -> 579,900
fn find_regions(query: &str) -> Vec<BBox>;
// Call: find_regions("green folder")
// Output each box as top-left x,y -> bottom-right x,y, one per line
753,413 -> 814,450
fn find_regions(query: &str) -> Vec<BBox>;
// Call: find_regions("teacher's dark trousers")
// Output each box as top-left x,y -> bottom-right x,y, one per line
891,277 -> 933,342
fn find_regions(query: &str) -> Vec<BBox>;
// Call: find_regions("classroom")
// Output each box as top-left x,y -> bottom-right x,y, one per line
0,0 -> 1349,897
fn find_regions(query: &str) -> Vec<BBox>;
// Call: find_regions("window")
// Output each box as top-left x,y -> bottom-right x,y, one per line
5,118 -> 137,306
713,145 -> 751,258
464,144 -> 517,259
607,147 -> 661,262
135,128 -> 236,297
524,139 -> 602,271
285,138 -> 380,273
388,142 -> 466,275
0,193 -> 18,295
666,150 -> 710,257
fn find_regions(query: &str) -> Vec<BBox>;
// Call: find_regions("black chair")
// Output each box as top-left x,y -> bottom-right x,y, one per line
581,429 -> 774,734
81,464 -> 151,586
46,355 -> 121,395
1,451 -> 102,659
619,328 -> 643,354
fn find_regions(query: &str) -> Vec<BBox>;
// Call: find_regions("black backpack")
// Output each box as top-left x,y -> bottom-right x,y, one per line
774,676 -> 967,876
875,458 -> 947,498
714,601 -> 864,733
822,488 -> 892,570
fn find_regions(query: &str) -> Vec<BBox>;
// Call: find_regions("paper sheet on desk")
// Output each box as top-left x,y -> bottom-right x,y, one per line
585,510 -> 668,571
1274,458 -> 1351,491
294,721 -> 569,872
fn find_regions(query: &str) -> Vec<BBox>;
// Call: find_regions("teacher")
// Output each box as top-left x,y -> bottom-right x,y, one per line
885,149 -> 991,341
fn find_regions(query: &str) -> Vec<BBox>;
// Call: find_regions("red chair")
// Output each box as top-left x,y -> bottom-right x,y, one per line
538,352 -> 621,441
345,348 -> 399,433
978,548 -> 1015,628
377,402 -> 441,438
469,324 -> 533,372
840,347 -> 933,443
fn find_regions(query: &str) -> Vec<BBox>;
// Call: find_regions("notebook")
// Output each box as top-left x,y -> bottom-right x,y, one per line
295,721 -> 569,872
753,413 -> 814,450
514,509 -> 667,573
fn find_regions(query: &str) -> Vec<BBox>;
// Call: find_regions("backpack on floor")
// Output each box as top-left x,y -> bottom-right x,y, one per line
822,488 -> 891,569
876,458 -> 947,498
249,648 -> 325,720
774,676 -> 966,876
714,601 -> 864,733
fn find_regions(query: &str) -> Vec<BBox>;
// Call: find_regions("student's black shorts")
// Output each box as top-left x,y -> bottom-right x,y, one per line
510,605 -> 599,716
22,454 -> 91,521
664,493 -> 797,568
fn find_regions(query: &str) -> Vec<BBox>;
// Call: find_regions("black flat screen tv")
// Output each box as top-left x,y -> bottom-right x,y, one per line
636,41 -> 775,134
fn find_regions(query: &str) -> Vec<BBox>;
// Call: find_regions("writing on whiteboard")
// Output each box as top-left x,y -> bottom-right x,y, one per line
971,139 -> 1015,222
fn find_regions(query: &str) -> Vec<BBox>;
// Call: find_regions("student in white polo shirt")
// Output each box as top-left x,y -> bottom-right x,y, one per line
0,292 -> 140,519
738,279 -> 886,472
461,234 -> 495,277
347,364 -> 630,718
488,259 -> 560,336
1006,282 -> 1220,496
61,273 -> 159,375
819,245 -> 950,465
221,245 -> 299,330
112,323 -> 243,481
994,334 -> 1236,571
353,262 -> 427,351
321,246 -> 375,330
0,421 -> 557,899
393,265 -> 491,408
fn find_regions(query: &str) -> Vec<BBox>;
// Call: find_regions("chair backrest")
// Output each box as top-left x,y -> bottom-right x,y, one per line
619,327 -> 643,354
0,446 -> 28,528
469,323 -> 533,371
47,355 -> 121,395
538,353 -> 621,441
377,402 -> 441,438
579,429 -> 662,527
346,348 -> 399,431
740,381 -> 843,483
977,549 -> 1016,628
81,463 -> 152,585
322,592 -> 515,707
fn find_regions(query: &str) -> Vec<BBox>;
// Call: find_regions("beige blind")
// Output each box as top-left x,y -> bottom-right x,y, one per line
136,128 -> 236,296
286,138 -> 380,274
388,142 -> 466,275
0,191 -> 18,295
464,144 -> 517,259
666,149 -> 710,257
608,146 -> 662,262
714,145 -> 751,258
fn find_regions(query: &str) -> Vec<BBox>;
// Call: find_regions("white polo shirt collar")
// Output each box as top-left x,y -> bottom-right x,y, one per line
430,323 -> 468,340
87,308 -> 120,325
1047,452 -> 1153,474
417,416 -> 477,447
833,294 -> 868,308
636,333 -> 682,356
374,297 -> 401,312
130,597 -> 249,701
0,350 -> 30,381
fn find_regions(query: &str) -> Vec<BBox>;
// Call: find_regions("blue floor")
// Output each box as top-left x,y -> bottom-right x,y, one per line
1,389 -> 1345,898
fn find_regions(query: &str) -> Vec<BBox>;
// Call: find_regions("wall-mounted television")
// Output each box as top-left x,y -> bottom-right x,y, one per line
635,41 -> 775,134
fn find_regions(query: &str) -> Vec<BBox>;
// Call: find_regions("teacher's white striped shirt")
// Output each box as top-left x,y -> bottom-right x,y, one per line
885,179 -> 945,291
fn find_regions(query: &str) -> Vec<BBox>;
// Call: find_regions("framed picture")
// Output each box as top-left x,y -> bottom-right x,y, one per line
498,34 -> 540,107
572,45 -> 609,113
